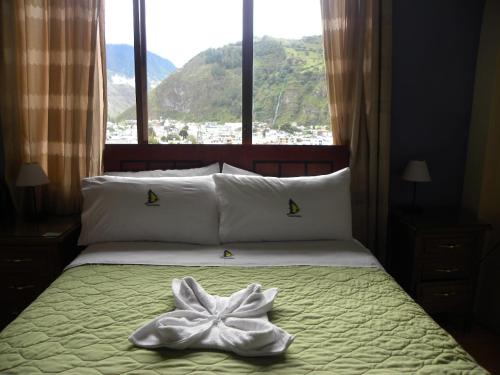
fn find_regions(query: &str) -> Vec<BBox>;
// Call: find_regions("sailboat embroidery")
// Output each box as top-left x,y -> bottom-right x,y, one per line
287,199 -> 301,217
145,189 -> 160,206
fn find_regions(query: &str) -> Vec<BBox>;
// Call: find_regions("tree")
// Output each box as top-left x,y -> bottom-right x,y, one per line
280,122 -> 298,134
148,127 -> 159,143
167,133 -> 180,142
187,135 -> 197,144
179,125 -> 189,140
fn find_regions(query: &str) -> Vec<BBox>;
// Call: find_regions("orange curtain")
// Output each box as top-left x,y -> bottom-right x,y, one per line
0,0 -> 106,214
321,0 -> 391,261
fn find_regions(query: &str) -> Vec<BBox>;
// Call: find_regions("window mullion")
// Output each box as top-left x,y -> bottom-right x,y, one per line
133,0 -> 148,144
242,0 -> 253,145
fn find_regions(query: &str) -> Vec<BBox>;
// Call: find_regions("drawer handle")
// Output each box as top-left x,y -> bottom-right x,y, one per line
438,244 -> 461,249
8,284 -> 35,291
433,292 -> 457,297
2,258 -> 33,263
434,267 -> 460,273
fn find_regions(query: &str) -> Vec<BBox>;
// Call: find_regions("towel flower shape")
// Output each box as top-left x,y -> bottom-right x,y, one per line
129,277 -> 294,356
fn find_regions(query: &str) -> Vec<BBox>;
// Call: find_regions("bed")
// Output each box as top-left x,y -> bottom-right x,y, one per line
0,145 -> 488,374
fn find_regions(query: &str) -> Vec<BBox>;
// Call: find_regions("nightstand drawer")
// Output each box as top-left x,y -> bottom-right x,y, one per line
1,274 -> 49,302
423,236 -> 474,258
418,282 -> 473,314
0,247 -> 49,274
421,260 -> 471,281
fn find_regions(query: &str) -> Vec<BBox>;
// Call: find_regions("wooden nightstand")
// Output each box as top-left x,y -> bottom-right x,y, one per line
0,216 -> 81,328
389,208 -> 490,323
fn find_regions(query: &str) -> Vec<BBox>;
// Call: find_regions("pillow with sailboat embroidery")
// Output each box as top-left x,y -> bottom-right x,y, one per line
222,163 -> 261,176
213,168 -> 352,243
104,162 -> 220,177
78,176 -> 219,245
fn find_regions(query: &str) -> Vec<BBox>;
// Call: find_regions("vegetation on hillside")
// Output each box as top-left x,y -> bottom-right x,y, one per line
106,44 -> 176,120
117,36 -> 329,129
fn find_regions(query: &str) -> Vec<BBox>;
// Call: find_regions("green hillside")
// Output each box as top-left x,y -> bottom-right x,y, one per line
106,44 -> 176,120
107,81 -> 136,120
118,35 -> 329,128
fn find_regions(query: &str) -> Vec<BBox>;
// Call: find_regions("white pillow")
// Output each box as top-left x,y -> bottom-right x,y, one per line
105,162 -> 220,177
213,168 -> 352,243
79,176 -> 220,245
221,163 -> 260,176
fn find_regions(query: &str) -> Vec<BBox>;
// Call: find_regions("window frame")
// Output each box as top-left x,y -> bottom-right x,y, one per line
130,0 -> 254,145
126,0 -> 328,146
133,0 -> 148,144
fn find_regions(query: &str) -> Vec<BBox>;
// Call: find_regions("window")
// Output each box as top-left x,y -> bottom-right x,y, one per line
105,0 -> 331,145
105,0 -> 137,144
145,0 -> 242,144
253,0 -> 330,145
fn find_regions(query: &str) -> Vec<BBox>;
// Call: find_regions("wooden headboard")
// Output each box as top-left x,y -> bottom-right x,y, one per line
103,144 -> 349,177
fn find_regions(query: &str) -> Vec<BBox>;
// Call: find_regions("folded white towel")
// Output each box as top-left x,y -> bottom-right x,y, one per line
129,277 -> 294,356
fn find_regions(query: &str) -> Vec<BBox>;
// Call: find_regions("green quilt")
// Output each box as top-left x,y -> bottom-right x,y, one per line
0,265 -> 487,374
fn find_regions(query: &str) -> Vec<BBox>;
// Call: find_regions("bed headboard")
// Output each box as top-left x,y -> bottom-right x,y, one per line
103,144 -> 349,177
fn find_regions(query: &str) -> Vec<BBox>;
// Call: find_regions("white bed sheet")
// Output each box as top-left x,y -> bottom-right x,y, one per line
67,240 -> 382,269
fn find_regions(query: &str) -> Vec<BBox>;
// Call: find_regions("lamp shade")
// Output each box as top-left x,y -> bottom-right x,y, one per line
16,162 -> 49,187
402,160 -> 431,182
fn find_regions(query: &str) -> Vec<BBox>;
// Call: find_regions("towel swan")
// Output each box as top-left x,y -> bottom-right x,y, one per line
129,277 -> 294,356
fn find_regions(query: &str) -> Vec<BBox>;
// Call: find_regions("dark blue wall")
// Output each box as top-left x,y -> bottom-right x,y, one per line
390,0 -> 485,208
0,128 -> 3,180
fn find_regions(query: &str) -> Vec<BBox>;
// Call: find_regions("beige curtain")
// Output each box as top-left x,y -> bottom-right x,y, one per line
0,0 -> 106,214
321,0 -> 391,261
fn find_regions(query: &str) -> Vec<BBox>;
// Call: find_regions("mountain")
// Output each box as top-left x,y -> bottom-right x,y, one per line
107,81 -> 136,120
106,44 -> 176,119
117,36 -> 329,128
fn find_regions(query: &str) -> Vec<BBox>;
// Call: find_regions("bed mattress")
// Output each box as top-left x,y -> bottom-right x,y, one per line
0,242 -> 487,374
67,239 -> 382,268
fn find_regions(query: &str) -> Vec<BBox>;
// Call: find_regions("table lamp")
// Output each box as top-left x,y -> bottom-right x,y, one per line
402,160 -> 431,212
16,162 -> 49,220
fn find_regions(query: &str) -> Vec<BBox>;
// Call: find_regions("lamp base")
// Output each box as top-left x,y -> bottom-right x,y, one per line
22,212 -> 46,222
401,205 -> 424,214
406,182 -> 425,214
21,186 -> 45,222
0,179 -> 15,223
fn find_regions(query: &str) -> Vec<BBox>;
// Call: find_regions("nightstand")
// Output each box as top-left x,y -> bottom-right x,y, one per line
389,208 -> 489,323
0,216 -> 81,329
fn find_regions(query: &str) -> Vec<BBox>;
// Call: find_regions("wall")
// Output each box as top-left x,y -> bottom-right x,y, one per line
462,0 -> 500,333
390,0 -> 484,208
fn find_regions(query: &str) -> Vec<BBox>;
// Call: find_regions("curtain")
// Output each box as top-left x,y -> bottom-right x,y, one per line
0,0 -> 106,214
321,0 -> 391,262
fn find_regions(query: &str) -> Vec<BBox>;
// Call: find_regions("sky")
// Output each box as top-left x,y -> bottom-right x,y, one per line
105,0 -> 323,68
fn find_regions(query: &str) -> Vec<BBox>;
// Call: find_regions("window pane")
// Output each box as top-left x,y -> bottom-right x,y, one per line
105,0 -> 138,144
145,0 -> 242,144
253,0 -> 332,145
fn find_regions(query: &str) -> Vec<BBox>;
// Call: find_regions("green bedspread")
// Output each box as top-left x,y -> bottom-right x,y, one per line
0,265 -> 487,374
